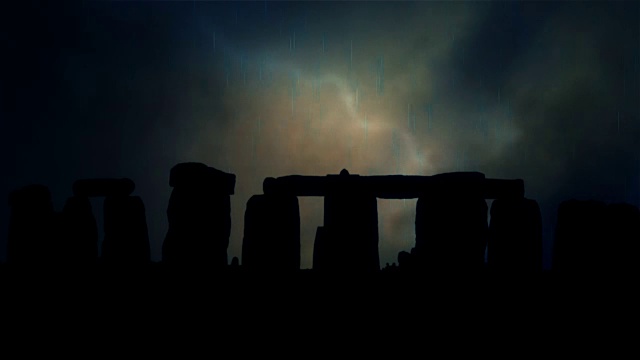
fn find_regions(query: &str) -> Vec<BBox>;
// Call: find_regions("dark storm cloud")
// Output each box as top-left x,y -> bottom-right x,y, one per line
483,2 -> 640,212
1,1 -> 638,268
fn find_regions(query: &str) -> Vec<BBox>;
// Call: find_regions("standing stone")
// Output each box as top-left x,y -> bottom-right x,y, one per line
601,202 -> 640,274
101,195 -> 150,265
312,226 -> 328,271
487,198 -> 542,274
162,163 -> 235,268
169,162 -> 235,192
7,184 -> 56,265
552,199 -> 606,274
414,195 -> 488,274
322,191 -> 379,273
59,196 -> 99,265
242,194 -> 300,271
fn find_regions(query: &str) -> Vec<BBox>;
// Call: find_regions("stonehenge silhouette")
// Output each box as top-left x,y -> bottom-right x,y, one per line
5,163 -> 639,278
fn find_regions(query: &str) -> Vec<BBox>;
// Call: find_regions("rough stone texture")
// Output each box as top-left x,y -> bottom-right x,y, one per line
242,194 -> 300,271
487,198 -> 542,274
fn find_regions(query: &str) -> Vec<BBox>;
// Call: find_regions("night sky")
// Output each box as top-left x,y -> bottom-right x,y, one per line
1,0 -> 638,269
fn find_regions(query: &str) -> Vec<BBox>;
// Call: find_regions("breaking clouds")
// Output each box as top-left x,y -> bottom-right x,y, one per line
1,1 -> 638,268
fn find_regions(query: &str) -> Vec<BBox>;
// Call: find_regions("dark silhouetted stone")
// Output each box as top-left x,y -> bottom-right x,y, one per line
263,175 -> 327,197
487,198 -> 542,274
312,226 -> 327,271
322,189 -> 379,272
414,194 -> 488,274
242,194 -> 300,272
230,256 -> 240,267
371,173 -> 470,198
263,171 -> 523,200
397,250 -> 415,271
601,202 -> 640,274
101,195 -> 151,265
552,199 -> 607,274
72,178 -> 135,198
169,162 -> 236,194
58,196 -> 99,264
162,187 -> 232,267
7,184 -> 56,265
162,163 -> 235,267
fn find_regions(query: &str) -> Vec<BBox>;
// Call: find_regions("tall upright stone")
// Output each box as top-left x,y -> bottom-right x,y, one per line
242,194 -> 300,271
101,195 -> 151,265
64,177 -> 138,265
59,196 -> 99,265
487,198 -> 542,274
162,162 -> 235,268
312,226 -> 328,271
258,169 -> 532,275
601,202 -> 640,274
320,170 -> 379,273
414,174 -> 488,274
7,184 -> 56,265
552,199 -> 607,274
